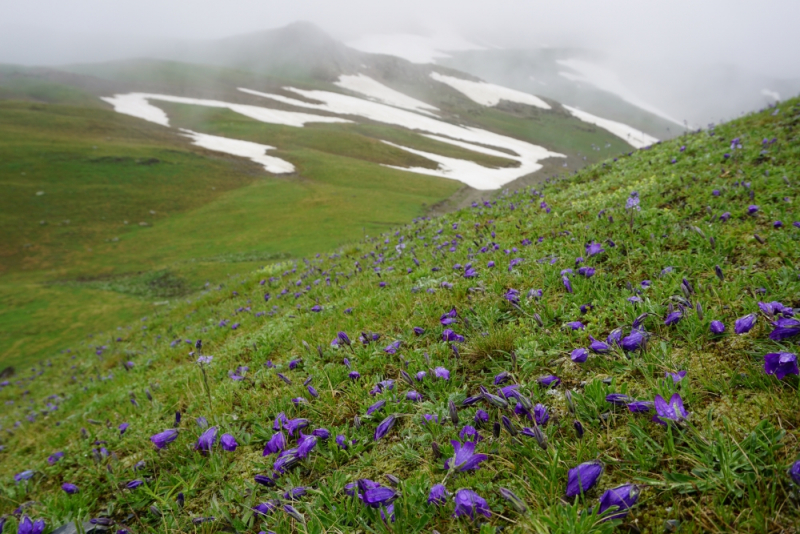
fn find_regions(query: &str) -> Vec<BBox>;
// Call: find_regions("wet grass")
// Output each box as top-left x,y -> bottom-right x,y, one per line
1,96 -> 798,532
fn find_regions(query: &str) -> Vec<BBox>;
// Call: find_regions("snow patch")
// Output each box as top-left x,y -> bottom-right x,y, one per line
239,85 -> 563,189
563,105 -> 658,149
101,93 -> 351,128
346,33 -> 484,64
382,141 -> 542,191
180,129 -> 294,174
556,59 -> 684,126
430,72 -> 551,109
334,74 -> 439,115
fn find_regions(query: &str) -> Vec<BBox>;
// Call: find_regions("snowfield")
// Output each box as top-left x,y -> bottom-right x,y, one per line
101,93 -> 350,128
430,72 -> 551,110
382,141 -> 545,190
562,105 -> 658,149
239,85 -> 563,189
180,129 -> 295,174
334,74 -> 439,115
102,84 -> 564,189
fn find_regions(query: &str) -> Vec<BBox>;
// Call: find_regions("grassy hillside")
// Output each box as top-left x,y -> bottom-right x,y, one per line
0,94 -> 462,367
0,55 -> 636,368
1,95 -> 798,533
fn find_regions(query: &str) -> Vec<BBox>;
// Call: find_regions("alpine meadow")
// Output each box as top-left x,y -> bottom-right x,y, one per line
1,9 -> 800,534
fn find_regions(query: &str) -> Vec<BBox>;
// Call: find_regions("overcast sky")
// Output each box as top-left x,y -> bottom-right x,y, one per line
2,0 -> 799,77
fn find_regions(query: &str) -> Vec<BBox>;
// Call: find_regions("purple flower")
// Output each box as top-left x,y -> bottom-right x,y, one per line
255,474 -> 276,487
562,276 -> 573,293
440,307 -> 458,325
586,242 -> 605,256
406,390 -> 423,402
48,451 -> 64,465
734,313 -> 757,334
367,400 -> 386,416
790,460 -> 800,485
312,428 -> 330,440
606,394 -> 632,406
774,221 -> 784,228
416,371 -> 427,381
747,205 -> 759,215
428,483 -> 449,506
710,320 -> 725,334
627,401 -> 654,413
588,336 -> 610,354
452,489 -> 491,520
374,415 -> 396,441
195,426 -> 218,452
434,366 -> 450,380
253,500 -> 279,515
296,433 -> 318,458
445,440 -> 487,472
307,385 -> 319,398
769,318 -> 800,341
764,353 -> 799,380
119,422 -> 129,436
566,321 -> 585,330
504,288 -> 520,305
423,414 -> 439,425
413,327 -> 425,336
570,348 -> 588,363
362,485 -> 398,508
598,484 -> 640,519
62,483 -> 79,494
565,461 -> 603,497
336,435 -> 348,449
17,516 -> 45,534
487,260 -> 496,268
719,212 -> 731,222
311,305 -> 322,312
664,311 -> 682,325
220,434 -> 237,451
384,341 -> 401,354
337,332 -> 351,346
150,429 -> 178,449
653,393 -> 688,425
508,258 -> 523,271
263,432 -> 287,455
284,418 -> 310,436
537,375 -> 560,387
474,409 -> 489,424
620,329 -> 645,351
349,371 -> 361,380
666,371 -> 687,383
442,329 -> 465,342
534,403 -> 549,426
127,480 -> 143,489
459,425 -> 481,441
577,267 -> 595,278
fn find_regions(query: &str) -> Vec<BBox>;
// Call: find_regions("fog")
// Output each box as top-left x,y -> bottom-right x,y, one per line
2,0 -> 799,126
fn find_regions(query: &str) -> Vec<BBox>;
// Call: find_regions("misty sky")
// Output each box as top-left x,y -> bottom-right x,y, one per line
3,0 -> 799,78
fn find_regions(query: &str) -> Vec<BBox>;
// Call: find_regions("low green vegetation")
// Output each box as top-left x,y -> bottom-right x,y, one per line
0,97 -> 461,366
1,95 -> 798,533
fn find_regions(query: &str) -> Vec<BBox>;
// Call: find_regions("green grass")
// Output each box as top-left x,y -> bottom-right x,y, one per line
0,96 -> 467,367
1,95 -> 798,533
